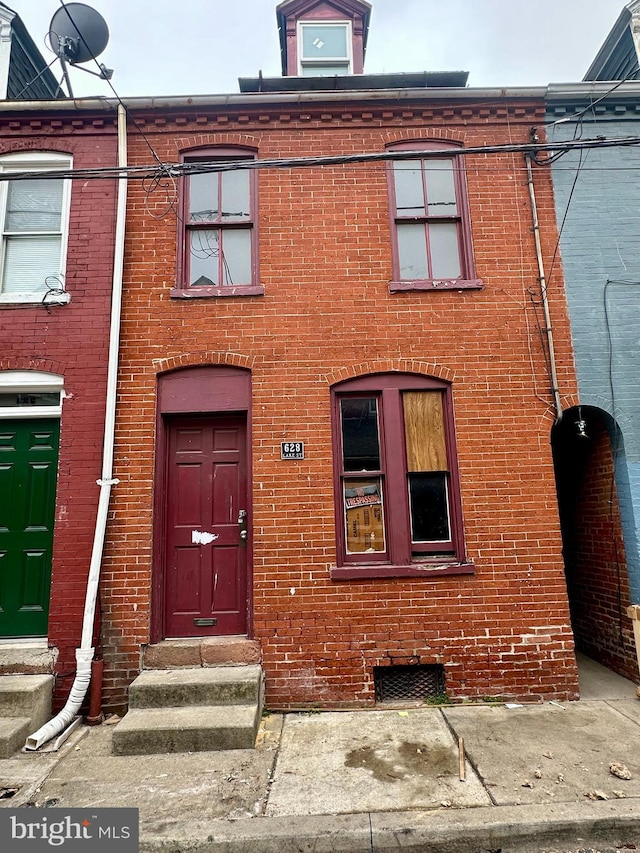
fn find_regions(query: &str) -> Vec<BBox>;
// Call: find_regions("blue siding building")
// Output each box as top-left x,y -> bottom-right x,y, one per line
547,79 -> 640,680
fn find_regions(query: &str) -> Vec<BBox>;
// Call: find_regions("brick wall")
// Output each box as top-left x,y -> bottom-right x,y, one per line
554,409 -> 638,681
0,118 -> 118,707
100,97 -> 580,711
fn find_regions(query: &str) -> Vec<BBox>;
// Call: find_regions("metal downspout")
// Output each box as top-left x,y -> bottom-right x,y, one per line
525,153 -> 563,423
26,104 -> 128,750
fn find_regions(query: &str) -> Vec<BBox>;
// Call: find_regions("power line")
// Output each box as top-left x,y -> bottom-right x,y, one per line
2,132 -> 640,183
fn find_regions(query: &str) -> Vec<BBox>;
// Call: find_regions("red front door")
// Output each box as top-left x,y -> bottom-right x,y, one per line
164,415 -> 248,637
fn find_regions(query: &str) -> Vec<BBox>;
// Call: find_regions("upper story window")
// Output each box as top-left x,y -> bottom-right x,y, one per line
298,21 -> 352,76
387,143 -> 482,292
0,152 -> 72,305
331,373 -> 470,579
174,150 -> 262,299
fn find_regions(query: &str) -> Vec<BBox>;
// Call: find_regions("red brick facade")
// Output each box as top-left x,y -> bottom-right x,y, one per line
0,114 -> 118,707
98,92 -> 582,712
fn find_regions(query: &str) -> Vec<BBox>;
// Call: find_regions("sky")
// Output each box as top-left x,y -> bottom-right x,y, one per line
6,0 -> 631,99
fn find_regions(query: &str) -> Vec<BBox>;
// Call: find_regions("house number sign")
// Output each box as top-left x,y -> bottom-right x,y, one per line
281,441 -> 304,460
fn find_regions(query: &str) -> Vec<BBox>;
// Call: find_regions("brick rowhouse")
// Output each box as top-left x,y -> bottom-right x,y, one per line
0,109 -> 119,708
98,86 -> 582,712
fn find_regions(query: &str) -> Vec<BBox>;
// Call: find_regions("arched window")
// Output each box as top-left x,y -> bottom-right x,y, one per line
173,147 -> 262,298
386,141 -> 481,292
0,152 -> 72,303
331,373 -> 469,578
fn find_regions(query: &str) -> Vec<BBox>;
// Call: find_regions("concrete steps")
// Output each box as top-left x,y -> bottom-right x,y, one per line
0,674 -> 53,758
112,665 -> 263,756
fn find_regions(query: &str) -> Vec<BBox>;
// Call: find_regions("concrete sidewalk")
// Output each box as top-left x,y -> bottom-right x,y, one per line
1,669 -> 640,851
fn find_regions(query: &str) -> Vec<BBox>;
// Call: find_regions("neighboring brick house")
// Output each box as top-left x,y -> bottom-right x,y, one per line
99,0 -> 585,712
545,1 -> 640,682
0,73 -> 120,709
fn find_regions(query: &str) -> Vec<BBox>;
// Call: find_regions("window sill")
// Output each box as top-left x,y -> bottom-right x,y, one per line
389,279 -> 483,292
0,291 -> 71,306
170,284 -> 265,299
330,561 -> 475,580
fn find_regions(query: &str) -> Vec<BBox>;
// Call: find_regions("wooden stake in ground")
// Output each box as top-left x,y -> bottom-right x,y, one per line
458,737 -> 466,782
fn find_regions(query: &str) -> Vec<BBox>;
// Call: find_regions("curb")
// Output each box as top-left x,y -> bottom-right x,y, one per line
140,800 -> 640,853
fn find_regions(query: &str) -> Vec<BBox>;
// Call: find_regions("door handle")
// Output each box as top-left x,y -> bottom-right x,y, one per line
238,509 -> 248,547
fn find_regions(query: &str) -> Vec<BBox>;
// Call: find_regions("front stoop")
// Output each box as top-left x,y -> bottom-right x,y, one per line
112,665 -> 263,756
0,674 -> 53,758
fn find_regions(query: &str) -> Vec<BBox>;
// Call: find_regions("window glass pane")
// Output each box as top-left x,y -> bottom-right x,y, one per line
221,171 -> 250,220
189,172 -> 219,222
424,160 -> 458,215
0,391 -> 60,407
393,161 -> 424,215
2,235 -> 61,293
403,392 -> 447,472
429,222 -> 461,278
408,472 -> 451,542
6,179 -> 62,232
189,228 -> 252,286
397,222 -> 428,279
344,477 -> 386,553
340,397 -> 380,471
219,228 -> 252,284
189,229 -> 220,286
302,24 -> 348,59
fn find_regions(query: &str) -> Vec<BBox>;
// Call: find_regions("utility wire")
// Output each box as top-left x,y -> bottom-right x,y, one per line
55,0 -> 165,170
2,132 -> 640,183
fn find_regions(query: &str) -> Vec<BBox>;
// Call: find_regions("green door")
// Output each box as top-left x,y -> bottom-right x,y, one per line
0,419 -> 59,637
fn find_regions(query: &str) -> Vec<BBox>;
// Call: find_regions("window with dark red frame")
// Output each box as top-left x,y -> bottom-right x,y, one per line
331,373 -> 469,577
387,142 -> 481,292
173,150 -> 262,298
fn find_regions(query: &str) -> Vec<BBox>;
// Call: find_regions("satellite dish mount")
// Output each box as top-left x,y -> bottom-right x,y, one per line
47,3 -> 112,97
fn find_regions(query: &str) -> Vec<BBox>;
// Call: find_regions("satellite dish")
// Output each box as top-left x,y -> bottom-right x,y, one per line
48,3 -> 109,65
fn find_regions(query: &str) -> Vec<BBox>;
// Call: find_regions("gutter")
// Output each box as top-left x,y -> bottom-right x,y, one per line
25,103 -> 128,750
0,85 -> 550,114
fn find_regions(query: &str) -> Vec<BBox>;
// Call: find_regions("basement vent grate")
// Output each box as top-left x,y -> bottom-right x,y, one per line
374,664 -> 445,702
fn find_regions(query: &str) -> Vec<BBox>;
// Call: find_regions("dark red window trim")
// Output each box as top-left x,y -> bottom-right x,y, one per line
330,372 -> 468,577
172,146 -> 263,299
386,141 -> 482,292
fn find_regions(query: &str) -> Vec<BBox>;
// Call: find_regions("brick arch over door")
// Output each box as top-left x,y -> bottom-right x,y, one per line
151,365 -> 253,642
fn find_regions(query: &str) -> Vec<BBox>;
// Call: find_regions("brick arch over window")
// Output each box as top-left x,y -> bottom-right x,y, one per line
0,141 -> 77,157
383,128 -> 467,146
152,351 -> 255,375
325,359 -> 455,386
329,371 -> 470,580
173,134 -> 260,154
386,139 -> 482,292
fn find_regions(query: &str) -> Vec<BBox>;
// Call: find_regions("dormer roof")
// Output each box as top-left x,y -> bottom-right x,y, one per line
585,0 -> 640,81
0,2 -> 60,99
276,0 -> 372,76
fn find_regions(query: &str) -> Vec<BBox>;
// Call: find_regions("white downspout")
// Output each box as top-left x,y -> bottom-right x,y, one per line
26,104 -> 128,750
525,153 -> 563,423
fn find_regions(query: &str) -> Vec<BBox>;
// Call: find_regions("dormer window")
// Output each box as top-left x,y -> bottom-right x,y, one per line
299,20 -> 352,75
276,0 -> 370,78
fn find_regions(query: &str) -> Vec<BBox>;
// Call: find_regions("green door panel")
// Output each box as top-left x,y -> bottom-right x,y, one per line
0,419 -> 59,637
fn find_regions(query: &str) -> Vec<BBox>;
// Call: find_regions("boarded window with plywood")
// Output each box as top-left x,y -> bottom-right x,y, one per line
332,374 -> 465,569
403,391 -> 451,552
